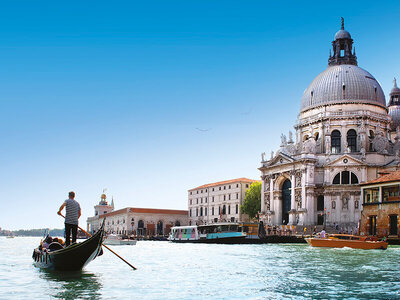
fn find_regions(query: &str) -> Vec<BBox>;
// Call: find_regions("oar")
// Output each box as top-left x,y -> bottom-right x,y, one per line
59,214 -> 137,270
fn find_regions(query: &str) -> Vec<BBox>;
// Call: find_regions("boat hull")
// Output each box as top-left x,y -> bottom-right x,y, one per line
104,239 -> 137,245
305,238 -> 388,250
32,223 -> 105,271
170,235 -> 247,244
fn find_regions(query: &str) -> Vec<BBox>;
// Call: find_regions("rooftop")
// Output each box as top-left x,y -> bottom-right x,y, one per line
360,170 -> 400,186
99,207 -> 188,218
189,178 -> 258,191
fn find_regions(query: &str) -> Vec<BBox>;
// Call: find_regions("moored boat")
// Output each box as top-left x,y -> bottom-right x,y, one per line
305,234 -> 388,250
32,221 -> 105,271
104,234 -> 137,245
169,223 -> 247,244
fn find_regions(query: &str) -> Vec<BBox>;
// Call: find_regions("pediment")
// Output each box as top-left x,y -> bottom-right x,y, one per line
325,154 -> 366,167
266,152 -> 296,167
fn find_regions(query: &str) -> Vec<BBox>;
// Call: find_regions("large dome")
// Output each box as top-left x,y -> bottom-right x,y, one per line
300,65 -> 386,112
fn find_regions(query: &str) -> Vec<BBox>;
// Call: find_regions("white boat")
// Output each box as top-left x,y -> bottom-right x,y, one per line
169,223 -> 247,244
104,234 -> 137,245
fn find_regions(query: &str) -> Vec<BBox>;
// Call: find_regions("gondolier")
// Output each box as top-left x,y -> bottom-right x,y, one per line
57,191 -> 81,247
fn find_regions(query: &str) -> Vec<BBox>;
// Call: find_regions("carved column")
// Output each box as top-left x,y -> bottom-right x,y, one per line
270,176 -> 274,213
289,171 -> 296,224
261,179 -> 265,213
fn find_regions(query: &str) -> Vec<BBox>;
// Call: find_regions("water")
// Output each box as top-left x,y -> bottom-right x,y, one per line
1,237 -> 400,299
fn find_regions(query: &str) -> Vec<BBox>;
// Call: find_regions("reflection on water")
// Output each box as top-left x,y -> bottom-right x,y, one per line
38,269 -> 102,299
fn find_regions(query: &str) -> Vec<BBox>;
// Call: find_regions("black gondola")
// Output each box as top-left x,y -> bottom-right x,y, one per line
32,221 -> 105,271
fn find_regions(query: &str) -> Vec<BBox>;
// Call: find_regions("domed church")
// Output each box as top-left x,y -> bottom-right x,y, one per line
259,18 -> 400,229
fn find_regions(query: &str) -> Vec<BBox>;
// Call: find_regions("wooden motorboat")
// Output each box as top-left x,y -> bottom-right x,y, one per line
32,221 -> 105,271
305,234 -> 388,250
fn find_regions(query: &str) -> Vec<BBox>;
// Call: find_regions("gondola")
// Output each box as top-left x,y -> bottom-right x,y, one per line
32,220 -> 105,271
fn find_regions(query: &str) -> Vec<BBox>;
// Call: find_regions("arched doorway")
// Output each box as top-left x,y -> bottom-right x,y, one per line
138,220 -> 145,236
282,179 -> 291,224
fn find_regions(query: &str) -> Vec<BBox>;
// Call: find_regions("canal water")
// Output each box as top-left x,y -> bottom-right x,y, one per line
1,237 -> 400,299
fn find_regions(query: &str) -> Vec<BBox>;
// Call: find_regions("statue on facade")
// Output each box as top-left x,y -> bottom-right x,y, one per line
280,134 -> 287,146
261,152 -> 266,162
270,151 -> 274,159
288,131 -> 294,144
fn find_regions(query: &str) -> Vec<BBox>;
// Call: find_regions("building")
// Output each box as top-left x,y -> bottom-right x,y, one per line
259,19 -> 400,228
188,178 -> 258,225
87,194 -> 188,235
360,170 -> 400,237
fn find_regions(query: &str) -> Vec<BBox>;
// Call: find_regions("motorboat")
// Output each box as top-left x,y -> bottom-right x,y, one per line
104,234 -> 137,245
169,223 -> 247,244
305,234 -> 388,250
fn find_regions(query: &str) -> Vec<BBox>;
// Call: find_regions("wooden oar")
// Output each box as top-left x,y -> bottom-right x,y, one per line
59,214 -> 137,270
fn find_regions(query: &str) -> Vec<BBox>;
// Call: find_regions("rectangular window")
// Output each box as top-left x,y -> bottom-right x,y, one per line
224,186 -> 226,190
205,208 -> 207,216
219,187 -> 221,191
383,186 -> 400,202
236,184 -> 239,188
236,204 -> 238,214
363,188 -> 380,203
229,185 -> 231,189
246,184 -> 249,188
229,194 -> 231,200
212,207 -> 214,215
197,199 -> 198,204
236,193 -> 239,199
212,196 -> 214,202
205,197 -> 207,203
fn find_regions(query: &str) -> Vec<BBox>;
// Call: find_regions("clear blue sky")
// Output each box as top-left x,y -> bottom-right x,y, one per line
1,1 -> 400,230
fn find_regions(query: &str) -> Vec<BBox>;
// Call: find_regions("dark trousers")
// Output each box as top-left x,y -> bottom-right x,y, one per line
65,223 -> 78,246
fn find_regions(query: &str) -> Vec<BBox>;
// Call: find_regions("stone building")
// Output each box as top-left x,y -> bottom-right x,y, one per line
87,194 -> 188,235
360,170 -> 400,237
259,19 -> 400,229
188,178 -> 258,225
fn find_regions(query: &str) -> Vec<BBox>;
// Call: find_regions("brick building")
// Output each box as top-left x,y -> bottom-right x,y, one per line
360,171 -> 400,237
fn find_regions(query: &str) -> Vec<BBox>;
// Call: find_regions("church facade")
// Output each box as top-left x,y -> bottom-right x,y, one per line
259,19 -> 400,229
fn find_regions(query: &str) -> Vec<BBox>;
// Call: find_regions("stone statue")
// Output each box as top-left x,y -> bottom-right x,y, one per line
270,151 -> 274,159
261,152 -> 266,162
280,134 -> 287,146
360,147 -> 366,161
288,131 -> 294,144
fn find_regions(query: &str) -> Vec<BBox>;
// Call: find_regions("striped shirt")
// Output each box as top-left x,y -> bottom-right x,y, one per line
64,198 -> 81,225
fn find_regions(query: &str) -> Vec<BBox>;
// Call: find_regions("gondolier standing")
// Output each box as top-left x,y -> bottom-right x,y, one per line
57,191 -> 81,247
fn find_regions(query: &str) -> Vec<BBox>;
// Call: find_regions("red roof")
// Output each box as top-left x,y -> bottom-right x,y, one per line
360,170 -> 400,186
99,207 -> 188,218
189,178 -> 259,191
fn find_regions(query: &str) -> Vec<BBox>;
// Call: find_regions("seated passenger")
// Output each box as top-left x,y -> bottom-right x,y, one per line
320,229 -> 326,239
42,236 -> 53,249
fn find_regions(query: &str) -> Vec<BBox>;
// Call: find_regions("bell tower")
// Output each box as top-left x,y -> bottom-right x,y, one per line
328,18 -> 358,66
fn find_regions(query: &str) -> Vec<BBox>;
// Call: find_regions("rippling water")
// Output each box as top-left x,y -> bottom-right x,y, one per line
1,237 -> 400,299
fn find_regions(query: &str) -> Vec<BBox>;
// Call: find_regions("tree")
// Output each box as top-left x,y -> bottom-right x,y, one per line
240,181 -> 261,219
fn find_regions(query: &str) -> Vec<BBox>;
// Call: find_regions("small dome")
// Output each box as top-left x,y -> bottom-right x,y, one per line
301,64 -> 386,112
389,106 -> 400,130
334,29 -> 351,40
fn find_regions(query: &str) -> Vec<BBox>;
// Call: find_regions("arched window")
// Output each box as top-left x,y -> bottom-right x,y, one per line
228,205 -> 231,214
332,171 -> 359,185
333,173 -> 340,184
347,129 -> 357,152
331,130 -> 341,154
175,220 -> 180,226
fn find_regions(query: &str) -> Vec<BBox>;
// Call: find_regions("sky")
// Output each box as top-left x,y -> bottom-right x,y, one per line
1,1 -> 400,230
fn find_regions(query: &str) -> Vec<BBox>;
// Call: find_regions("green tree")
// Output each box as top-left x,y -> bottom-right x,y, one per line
240,181 -> 261,219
